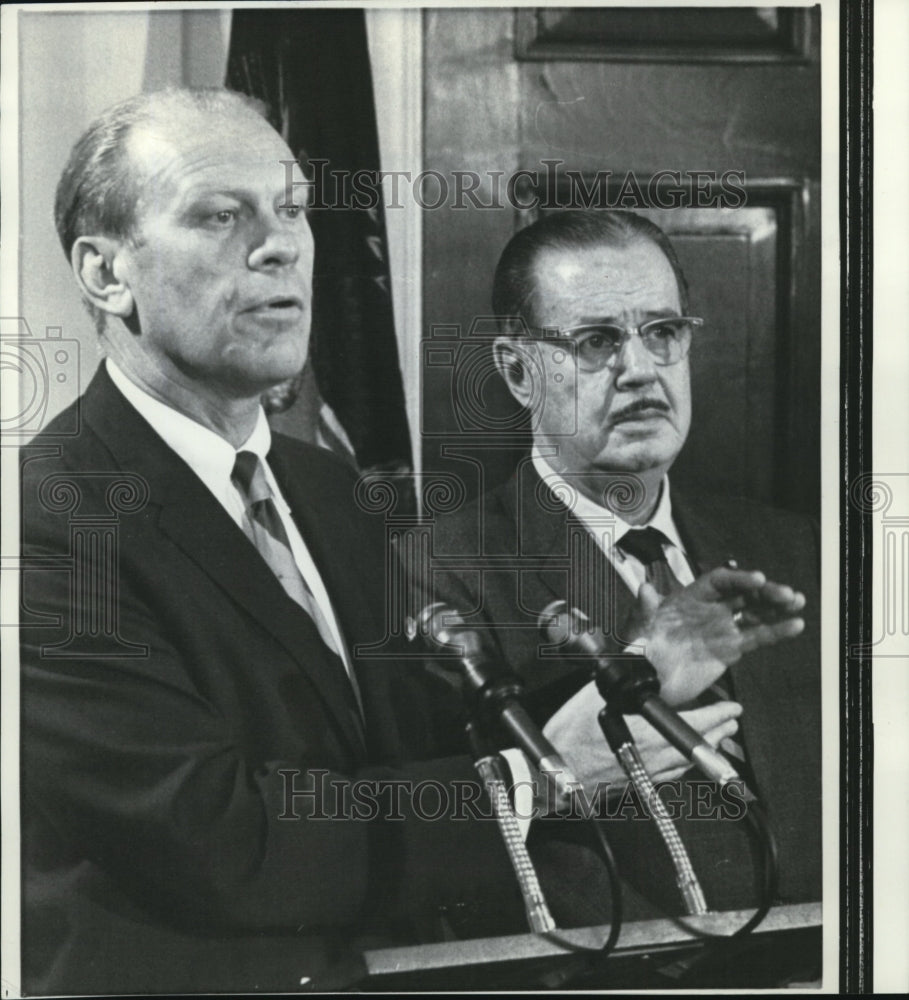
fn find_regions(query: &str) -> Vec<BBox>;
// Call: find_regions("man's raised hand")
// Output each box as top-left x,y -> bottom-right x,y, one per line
633,567 -> 806,705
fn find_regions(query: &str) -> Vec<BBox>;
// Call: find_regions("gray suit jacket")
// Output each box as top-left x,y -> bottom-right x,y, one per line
421,456 -> 822,920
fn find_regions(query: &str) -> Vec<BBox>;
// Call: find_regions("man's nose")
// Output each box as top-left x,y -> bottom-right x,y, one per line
612,331 -> 659,385
248,219 -> 304,270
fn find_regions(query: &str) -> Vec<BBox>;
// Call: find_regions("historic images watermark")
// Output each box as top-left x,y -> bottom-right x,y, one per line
850,473 -> 909,657
14,464 -> 151,658
280,161 -> 748,212
0,316 -> 81,442
277,769 -> 750,824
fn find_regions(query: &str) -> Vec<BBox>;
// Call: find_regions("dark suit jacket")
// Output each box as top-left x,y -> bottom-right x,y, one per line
424,457 -> 822,920
19,368 -> 522,995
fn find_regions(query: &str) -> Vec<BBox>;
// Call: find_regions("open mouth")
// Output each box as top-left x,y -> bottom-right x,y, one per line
261,297 -> 303,311
244,296 -> 305,317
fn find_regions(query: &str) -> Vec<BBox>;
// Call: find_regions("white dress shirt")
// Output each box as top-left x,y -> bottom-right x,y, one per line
106,359 -> 356,684
531,446 -> 695,593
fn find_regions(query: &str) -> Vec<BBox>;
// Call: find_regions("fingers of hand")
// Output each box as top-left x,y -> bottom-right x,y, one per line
764,582 -> 801,608
637,581 -> 663,616
751,581 -> 806,616
703,717 -> 740,748
630,705 -> 742,778
626,714 -> 687,772
702,567 -> 767,601
739,616 -> 805,652
682,700 -> 744,733
639,737 -> 688,777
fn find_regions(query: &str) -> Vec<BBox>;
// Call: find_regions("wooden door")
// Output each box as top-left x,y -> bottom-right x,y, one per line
420,6 -> 821,519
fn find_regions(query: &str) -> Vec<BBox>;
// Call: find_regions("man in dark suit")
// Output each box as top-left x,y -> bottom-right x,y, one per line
424,211 -> 821,923
21,92 -> 811,993
19,87 -> 550,994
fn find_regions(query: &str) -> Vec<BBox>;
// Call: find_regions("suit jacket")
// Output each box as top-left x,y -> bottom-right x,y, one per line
424,457 -> 822,920
19,368 -> 523,995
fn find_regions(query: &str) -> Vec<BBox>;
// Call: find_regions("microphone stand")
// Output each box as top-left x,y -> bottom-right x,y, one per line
413,602 -> 624,967
539,600 -> 709,917
596,675 -> 709,917
543,603 -> 779,944
593,661 -> 781,983
465,722 -> 556,935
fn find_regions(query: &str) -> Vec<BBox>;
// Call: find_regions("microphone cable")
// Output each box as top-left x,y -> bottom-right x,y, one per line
413,604 -> 626,975
538,602 -> 782,954
523,805 -> 625,990
658,796 -> 779,984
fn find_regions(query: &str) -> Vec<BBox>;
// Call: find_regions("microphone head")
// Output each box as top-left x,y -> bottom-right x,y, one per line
414,601 -> 461,638
410,602 -> 483,658
537,601 -> 605,658
537,599 -> 573,644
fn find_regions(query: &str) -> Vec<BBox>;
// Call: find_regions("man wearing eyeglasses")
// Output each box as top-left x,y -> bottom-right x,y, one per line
424,210 -> 821,927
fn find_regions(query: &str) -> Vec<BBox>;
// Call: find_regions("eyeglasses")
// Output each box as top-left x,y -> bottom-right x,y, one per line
527,316 -> 703,372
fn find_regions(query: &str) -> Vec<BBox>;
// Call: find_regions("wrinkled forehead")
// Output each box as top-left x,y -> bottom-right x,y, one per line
530,238 -> 681,326
125,108 -> 298,206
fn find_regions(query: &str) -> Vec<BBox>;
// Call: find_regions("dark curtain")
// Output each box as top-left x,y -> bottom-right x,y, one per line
227,9 -> 412,474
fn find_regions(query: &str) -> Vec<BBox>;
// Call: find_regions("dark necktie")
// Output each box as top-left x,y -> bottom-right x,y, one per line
617,526 -> 682,596
231,451 -> 365,728
619,525 -> 746,763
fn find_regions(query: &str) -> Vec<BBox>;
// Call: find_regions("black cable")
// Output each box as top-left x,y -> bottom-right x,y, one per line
659,796 -> 781,985
532,814 -> 624,959
536,792 -> 779,989
587,815 -> 624,956
529,814 -> 624,989
679,797 -> 779,942
731,799 -> 780,939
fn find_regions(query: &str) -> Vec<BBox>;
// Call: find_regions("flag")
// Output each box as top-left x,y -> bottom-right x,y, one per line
227,8 -> 412,475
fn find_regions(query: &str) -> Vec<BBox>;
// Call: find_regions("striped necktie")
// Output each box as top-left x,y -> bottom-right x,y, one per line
231,451 -> 365,732
232,451 -> 338,647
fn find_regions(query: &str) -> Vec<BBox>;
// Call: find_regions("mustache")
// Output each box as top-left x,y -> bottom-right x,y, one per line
611,397 -> 671,422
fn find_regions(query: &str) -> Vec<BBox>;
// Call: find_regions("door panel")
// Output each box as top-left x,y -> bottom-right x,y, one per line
422,6 -> 820,518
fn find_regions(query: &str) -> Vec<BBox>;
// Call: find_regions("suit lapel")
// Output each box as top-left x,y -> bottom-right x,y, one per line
83,368 -> 367,759
500,462 -> 639,653
269,447 -> 430,764
267,444 -> 373,650
670,489 -> 792,800
671,490 -> 738,573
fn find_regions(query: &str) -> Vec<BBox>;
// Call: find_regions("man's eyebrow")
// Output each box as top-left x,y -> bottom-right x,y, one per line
176,183 -> 311,208
177,186 -> 250,205
576,308 -> 682,324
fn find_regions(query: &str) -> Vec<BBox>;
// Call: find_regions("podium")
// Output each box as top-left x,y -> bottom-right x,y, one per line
359,902 -> 822,990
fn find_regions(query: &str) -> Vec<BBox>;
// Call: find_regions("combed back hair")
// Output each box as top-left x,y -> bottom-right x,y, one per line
55,87 -> 270,258
491,210 -> 690,330
54,88 -> 271,332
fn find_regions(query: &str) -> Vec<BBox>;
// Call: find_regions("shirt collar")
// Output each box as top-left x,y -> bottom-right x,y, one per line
105,358 -> 271,494
530,445 -> 686,554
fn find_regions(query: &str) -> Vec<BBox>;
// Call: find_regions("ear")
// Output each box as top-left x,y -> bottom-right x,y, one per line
493,335 -> 538,409
71,236 -> 135,319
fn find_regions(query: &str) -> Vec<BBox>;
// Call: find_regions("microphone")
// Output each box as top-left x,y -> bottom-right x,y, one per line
538,600 -> 752,796
413,602 -> 580,807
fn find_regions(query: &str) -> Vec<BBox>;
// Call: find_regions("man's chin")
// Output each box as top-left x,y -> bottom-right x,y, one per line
598,430 -> 684,472
220,358 -> 307,404
260,371 -> 306,414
